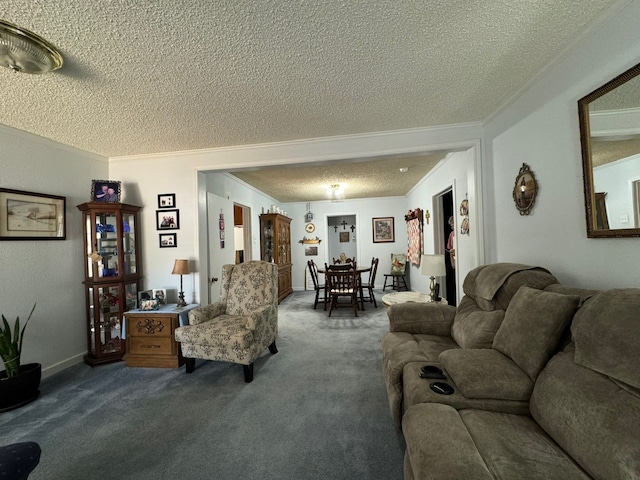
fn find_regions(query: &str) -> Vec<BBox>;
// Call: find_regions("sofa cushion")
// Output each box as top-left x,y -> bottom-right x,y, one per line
439,349 -> 534,401
492,287 -> 579,380
531,348 -> 640,480
572,288 -> 640,390
450,296 -> 505,349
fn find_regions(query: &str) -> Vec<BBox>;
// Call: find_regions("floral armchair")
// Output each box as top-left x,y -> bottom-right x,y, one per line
174,260 -> 279,382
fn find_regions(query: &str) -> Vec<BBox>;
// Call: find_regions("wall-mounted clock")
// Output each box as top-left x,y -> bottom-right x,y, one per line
305,223 -> 315,233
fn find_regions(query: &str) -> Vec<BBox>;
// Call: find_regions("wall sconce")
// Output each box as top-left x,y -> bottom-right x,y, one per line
171,259 -> 190,307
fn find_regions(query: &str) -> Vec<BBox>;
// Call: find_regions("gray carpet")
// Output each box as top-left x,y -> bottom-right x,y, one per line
0,291 -> 405,480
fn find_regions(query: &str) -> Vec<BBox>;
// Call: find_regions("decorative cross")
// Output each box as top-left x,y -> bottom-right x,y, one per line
350,224 -> 355,232
334,225 -> 338,232
341,220 -> 348,230
425,210 -> 430,225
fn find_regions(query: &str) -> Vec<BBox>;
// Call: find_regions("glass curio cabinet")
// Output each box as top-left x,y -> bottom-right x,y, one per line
259,213 -> 292,303
77,202 -> 142,365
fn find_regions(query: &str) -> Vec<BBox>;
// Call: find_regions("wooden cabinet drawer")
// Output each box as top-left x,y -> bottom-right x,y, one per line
128,336 -> 174,355
128,315 -> 173,337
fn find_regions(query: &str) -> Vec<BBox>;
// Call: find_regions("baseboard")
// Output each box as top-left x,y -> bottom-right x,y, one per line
42,353 -> 85,379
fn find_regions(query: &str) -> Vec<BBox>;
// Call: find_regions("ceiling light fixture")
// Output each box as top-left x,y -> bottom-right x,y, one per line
0,19 -> 63,74
327,184 -> 345,202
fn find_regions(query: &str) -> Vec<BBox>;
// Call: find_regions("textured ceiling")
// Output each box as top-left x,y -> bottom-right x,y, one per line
0,0 -> 623,201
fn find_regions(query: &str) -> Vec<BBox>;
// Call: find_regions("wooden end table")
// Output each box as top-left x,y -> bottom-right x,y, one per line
123,303 -> 198,368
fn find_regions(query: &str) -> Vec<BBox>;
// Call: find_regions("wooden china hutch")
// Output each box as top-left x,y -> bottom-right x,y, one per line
259,213 -> 292,303
77,202 -> 142,365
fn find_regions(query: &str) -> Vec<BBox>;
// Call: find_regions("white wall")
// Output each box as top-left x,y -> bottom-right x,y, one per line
0,125 -> 108,377
405,147 -> 481,301
484,1 -> 640,289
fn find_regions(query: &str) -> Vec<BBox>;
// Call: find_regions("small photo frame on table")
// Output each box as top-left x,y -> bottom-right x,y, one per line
159,232 -> 177,248
0,188 -> 66,240
372,217 -> 395,243
138,290 -> 153,307
91,180 -> 121,203
157,193 -> 175,208
152,289 -> 167,305
156,209 -> 179,230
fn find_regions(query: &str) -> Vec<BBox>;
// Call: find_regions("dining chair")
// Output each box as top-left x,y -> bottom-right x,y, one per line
359,257 -> 379,308
307,259 -> 326,310
383,253 -> 408,291
324,263 -> 359,317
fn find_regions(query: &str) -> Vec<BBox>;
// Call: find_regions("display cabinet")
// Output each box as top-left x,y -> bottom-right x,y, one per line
77,202 -> 142,366
259,213 -> 292,303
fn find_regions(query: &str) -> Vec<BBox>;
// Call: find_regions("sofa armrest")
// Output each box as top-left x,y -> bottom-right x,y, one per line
387,303 -> 456,335
188,302 -> 226,325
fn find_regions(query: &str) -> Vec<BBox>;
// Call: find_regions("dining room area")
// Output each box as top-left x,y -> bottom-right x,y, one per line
307,256 -> 379,317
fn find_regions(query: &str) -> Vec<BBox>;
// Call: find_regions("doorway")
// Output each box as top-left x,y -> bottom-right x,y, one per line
437,189 -> 456,306
233,203 -> 252,263
326,214 -> 358,263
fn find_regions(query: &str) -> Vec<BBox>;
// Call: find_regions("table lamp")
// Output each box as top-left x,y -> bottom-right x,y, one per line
420,254 -> 446,301
171,259 -> 190,307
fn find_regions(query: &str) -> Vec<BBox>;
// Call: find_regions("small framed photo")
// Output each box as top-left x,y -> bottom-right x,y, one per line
156,209 -> 179,230
159,232 -> 177,248
152,289 -> 167,305
372,217 -> 395,243
339,231 -> 350,243
157,193 -> 175,209
0,188 -> 66,240
91,180 -> 121,203
305,246 -> 318,256
138,290 -> 153,307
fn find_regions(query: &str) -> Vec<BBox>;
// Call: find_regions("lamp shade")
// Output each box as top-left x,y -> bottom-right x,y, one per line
171,259 -> 190,275
420,254 -> 446,277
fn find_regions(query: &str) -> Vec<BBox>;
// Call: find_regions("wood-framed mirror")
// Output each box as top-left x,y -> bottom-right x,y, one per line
578,62 -> 640,238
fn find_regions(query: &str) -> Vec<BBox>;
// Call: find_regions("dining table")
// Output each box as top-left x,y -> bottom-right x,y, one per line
317,264 -> 371,310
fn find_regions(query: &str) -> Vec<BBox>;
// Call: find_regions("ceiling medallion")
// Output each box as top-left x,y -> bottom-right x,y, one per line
0,19 -> 63,74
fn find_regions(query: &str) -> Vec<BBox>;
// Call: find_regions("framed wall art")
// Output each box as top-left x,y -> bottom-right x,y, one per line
156,209 -> 179,230
91,180 -> 121,203
0,188 -> 66,240
157,193 -> 175,208
372,217 -> 395,243
159,232 -> 177,247
339,231 -> 350,243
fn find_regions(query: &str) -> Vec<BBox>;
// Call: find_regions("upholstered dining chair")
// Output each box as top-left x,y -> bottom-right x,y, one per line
324,263 -> 359,317
359,257 -> 379,308
174,260 -> 279,383
307,259 -> 326,310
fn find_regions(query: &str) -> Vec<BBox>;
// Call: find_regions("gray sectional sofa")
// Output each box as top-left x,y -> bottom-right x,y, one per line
382,263 -> 640,479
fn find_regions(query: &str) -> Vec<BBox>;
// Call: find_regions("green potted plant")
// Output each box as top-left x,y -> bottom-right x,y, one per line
0,304 -> 41,412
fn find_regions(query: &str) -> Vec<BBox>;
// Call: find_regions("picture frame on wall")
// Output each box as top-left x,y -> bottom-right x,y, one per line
157,193 -> 175,209
159,232 -> 177,247
156,209 -> 179,230
305,246 -> 318,256
339,231 -> 349,243
0,188 -> 66,240
372,217 -> 395,243
91,180 -> 121,203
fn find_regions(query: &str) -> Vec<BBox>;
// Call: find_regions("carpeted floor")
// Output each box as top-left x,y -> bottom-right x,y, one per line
0,290 -> 405,480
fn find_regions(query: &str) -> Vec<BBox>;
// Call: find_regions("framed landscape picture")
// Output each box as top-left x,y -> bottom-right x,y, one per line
0,188 -> 66,240
372,217 -> 395,243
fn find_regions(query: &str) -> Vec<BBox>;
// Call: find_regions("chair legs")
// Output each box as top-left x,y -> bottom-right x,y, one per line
185,357 -> 196,373
186,342 -> 278,383
243,364 -> 254,383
